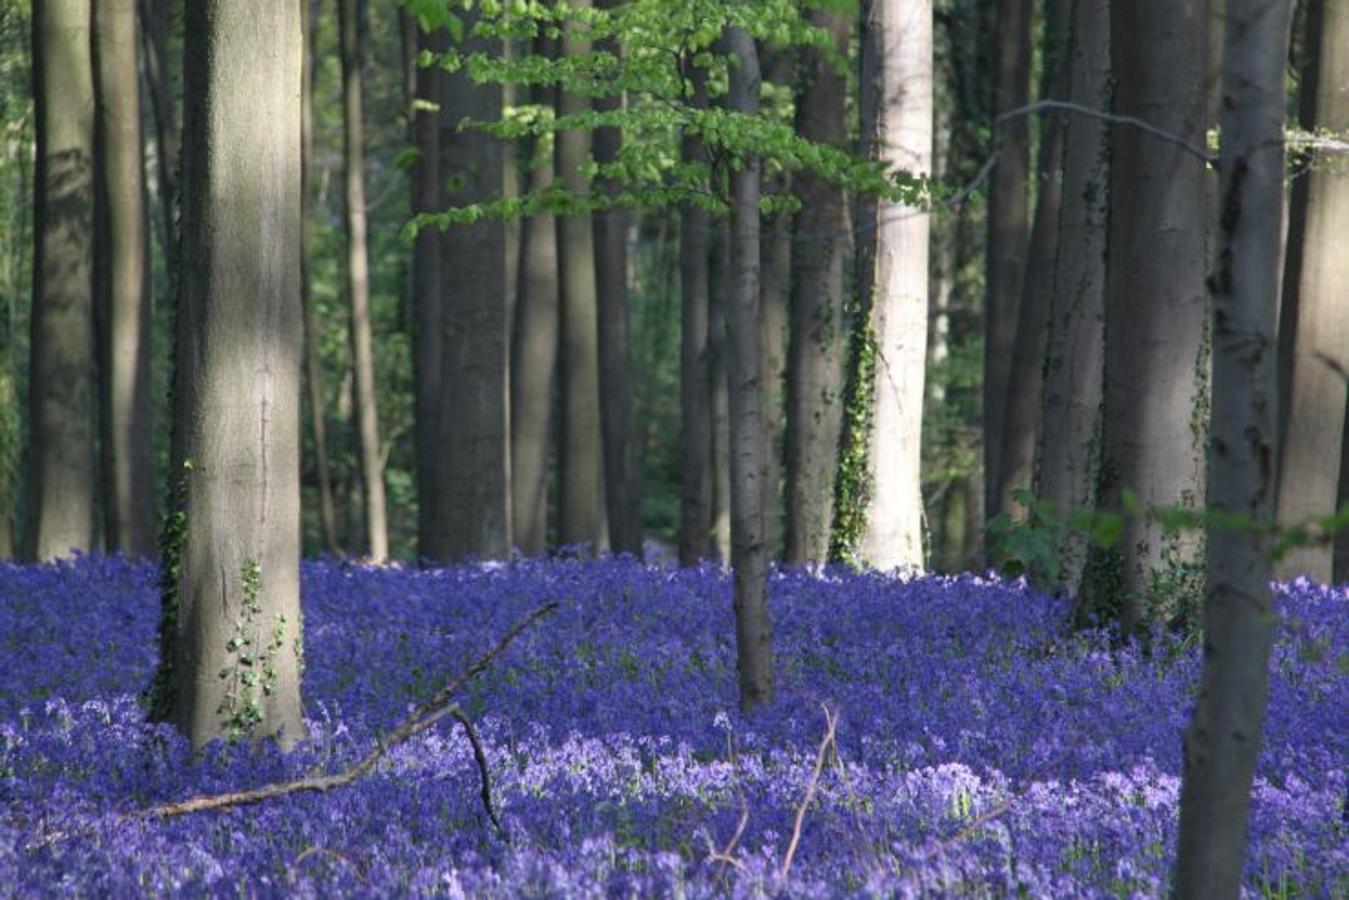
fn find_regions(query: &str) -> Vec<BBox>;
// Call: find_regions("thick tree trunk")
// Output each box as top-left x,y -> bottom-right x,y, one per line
163,0 -> 304,748
93,0 -> 156,557
434,15 -> 511,560
784,8 -> 849,566
709,218 -> 732,565
556,0 -> 605,553
137,0 -> 176,267
855,0 -> 931,571
982,0 -> 1032,523
722,26 -> 772,714
338,0 -> 388,563
411,23 -> 445,559
301,0 -> 339,556
593,1 -> 642,557
994,0 -> 1070,521
28,0 -> 97,561
1274,0 -> 1348,584
1094,0 -> 1210,632
510,30 -> 560,558
1175,0 -> 1289,891
1036,0 -> 1109,595
678,72 -> 713,566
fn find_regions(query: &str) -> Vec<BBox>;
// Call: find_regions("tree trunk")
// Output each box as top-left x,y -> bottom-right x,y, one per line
137,0 -> 176,268
784,7 -> 849,566
338,0 -> 388,563
161,0 -> 304,748
510,29 -> 560,558
28,0 -> 97,561
678,70 -> 713,566
1336,401 -> 1349,583
556,0 -> 605,552
709,217 -> 732,565
434,13 -> 510,560
411,22 -> 445,560
722,25 -> 772,714
1175,0 -> 1290,891
982,0 -> 1032,523
1274,0 -> 1348,584
93,0 -> 155,557
994,0 -> 1070,521
593,0 -> 642,557
855,0 -> 931,571
302,0 -> 338,556
1036,0 -> 1109,596
1094,0 -> 1210,632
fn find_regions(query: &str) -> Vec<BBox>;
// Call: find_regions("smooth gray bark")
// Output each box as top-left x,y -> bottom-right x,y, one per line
709,218 -> 732,565
93,0 -> 155,557
784,7 -> 849,565
167,0 -> 304,747
1274,0 -> 1348,584
28,0 -> 97,561
1174,0 -> 1290,891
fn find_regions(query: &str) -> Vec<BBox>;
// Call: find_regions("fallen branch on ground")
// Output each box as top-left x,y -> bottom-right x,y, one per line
780,703 -> 839,880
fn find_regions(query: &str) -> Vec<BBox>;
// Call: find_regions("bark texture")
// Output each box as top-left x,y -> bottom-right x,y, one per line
28,0 -> 96,561
338,0 -> 388,562
556,0 -> 605,552
1175,0 -> 1290,891
434,14 -> 511,560
784,7 -> 849,565
1095,0 -> 1210,631
722,26 -> 772,713
166,0 -> 304,747
1274,0 -> 1348,583
93,0 -> 155,557
855,0 -> 931,570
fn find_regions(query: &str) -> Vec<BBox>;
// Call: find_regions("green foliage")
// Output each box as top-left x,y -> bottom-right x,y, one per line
829,318 -> 876,566
217,560 -> 288,740
146,458 -> 193,721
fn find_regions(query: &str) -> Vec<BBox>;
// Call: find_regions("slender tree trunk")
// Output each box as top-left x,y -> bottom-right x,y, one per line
1336,401 -> 1349,583
302,0 -> 338,556
678,71 -> 713,566
28,0 -> 96,561
982,0 -> 1032,523
1175,0 -> 1290,891
1092,0 -> 1210,632
338,0 -> 388,563
161,0 -> 304,748
1036,0 -> 1109,595
137,0 -> 176,267
593,0 -> 642,557
93,0 -> 155,557
784,7 -> 849,565
435,12 -> 510,560
1274,0 -> 1348,584
855,0 -> 931,570
994,0 -> 1070,520
721,25 -> 772,714
511,30 -> 560,558
556,0 -> 605,552
709,217 -> 732,564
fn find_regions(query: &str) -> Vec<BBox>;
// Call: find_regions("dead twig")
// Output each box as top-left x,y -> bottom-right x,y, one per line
779,703 -> 839,881
705,801 -> 749,888
139,601 -> 558,820
450,706 -> 507,841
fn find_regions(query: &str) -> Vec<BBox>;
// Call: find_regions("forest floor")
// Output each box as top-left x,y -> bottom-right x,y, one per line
0,556 -> 1343,896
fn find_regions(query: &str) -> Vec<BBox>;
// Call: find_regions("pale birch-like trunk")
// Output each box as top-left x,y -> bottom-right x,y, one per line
1175,0 -> 1290,890
784,7 -> 850,565
28,0 -> 96,561
855,0 -> 931,571
164,0 -> 304,747
1274,0 -> 1348,584
93,0 -> 156,557
709,218 -> 732,564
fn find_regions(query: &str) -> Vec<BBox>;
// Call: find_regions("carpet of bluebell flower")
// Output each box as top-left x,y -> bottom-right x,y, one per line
0,554 -> 1343,897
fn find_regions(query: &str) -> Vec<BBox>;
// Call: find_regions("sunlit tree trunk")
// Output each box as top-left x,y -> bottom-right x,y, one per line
27,0 -> 96,561
161,0 -> 304,748
92,0 -> 155,557
556,0 -> 605,552
855,0 -> 931,570
338,0 -> 387,563
1274,0 -> 1348,584
1175,0 -> 1290,891
784,7 -> 849,565
982,0 -> 1031,522
709,218 -> 732,564
722,25 -> 772,713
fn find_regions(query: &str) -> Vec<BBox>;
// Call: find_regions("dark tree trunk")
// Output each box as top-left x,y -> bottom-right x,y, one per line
137,0 -> 176,268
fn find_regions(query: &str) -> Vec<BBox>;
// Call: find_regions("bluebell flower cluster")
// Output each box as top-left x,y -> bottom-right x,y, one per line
0,555 -> 1343,896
